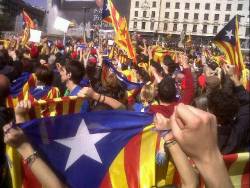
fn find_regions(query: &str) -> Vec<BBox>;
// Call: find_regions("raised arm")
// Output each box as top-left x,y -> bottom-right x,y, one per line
178,55 -> 194,104
171,104 -> 233,188
3,123 -> 66,188
154,113 -> 198,188
77,87 -> 126,110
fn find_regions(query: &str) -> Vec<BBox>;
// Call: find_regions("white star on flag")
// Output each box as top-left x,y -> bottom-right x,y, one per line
55,119 -> 109,171
225,30 -> 234,40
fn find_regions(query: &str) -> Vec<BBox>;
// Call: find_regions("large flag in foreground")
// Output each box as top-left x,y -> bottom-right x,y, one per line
214,15 -> 245,75
7,111 -> 157,188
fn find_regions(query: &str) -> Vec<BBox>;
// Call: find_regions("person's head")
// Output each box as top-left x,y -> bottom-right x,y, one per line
207,89 -> 239,125
102,72 -> 119,89
136,67 -> 150,83
193,95 -> 208,111
150,60 -> 164,77
157,76 -> 176,103
60,61 -> 85,85
35,65 -> 53,86
163,56 -> 179,75
140,84 -> 156,104
205,76 -> 221,95
21,58 -> 34,73
0,74 -> 10,106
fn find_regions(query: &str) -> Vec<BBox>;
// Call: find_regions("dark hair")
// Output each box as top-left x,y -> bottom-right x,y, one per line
193,95 -> 208,111
207,89 -> 239,125
35,65 -> 53,86
158,76 -> 177,103
21,58 -> 34,73
137,67 -> 150,83
207,60 -> 218,71
65,61 -> 85,85
150,60 -> 164,76
163,55 -> 175,65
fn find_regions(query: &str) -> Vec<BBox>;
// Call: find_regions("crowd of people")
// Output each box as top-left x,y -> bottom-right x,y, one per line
0,31 -> 249,188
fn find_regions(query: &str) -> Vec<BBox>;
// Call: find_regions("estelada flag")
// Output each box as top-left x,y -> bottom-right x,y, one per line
214,15 -> 245,75
22,10 -> 35,29
103,0 -> 136,62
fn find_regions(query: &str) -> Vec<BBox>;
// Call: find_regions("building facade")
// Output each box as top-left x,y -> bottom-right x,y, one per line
129,0 -> 250,39
0,0 -> 45,32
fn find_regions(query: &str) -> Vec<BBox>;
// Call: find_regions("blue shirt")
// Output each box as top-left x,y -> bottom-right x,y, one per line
69,85 -> 90,113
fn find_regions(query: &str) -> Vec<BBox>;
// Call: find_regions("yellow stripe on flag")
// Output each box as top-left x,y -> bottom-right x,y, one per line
6,146 -> 22,188
62,100 -> 70,115
165,161 -> 176,185
74,98 -> 83,113
139,125 -> 157,188
229,152 -> 250,187
214,41 -> 231,64
109,149 -> 129,188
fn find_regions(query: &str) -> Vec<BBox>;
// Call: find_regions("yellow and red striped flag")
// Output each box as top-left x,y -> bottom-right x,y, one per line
103,0 -> 136,62
214,15 -> 245,75
6,96 -> 85,188
22,10 -> 35,29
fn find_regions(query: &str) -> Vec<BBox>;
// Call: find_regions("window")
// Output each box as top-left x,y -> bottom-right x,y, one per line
150,22 -> 154,30
237,4 -> 243,11
142,22 -> 146,30
203,25 -> 207,34
205,3 -> 210,10
195,3 -> 200,9
185,3 -> 190,10
246,27 -> 250,37
194,13 -> 199,20
134,11 -> 138,17
135,1 -> 139,8
165,12 -> 169,18
152,1 -> 157,8
184,13 -> 189,19
166,2 -> 170,8
193,25 -> 197,32
175,2 -> 180,9
213,26 -> 218,34
183,24 -> 187,31
226,4 -> 231,11
225,14 -> 230,21
215,4 -> 220,10
174,12 -> 179,19
143,11 -> 147,17
133,22 -> 137,29
173,23 -> 177,31
164,23 -> 168,31
204,14 -> 209,21
214,14 -> 219,21
152,11 -> 155,18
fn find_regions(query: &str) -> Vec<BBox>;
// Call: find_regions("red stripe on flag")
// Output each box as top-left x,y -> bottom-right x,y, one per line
124,133 -> 142,188
223,153 -> 238,170
220,42 -> 234,66
22,161 -> 42,188
56,100 -> 63,116
235,40 -> 243,73
100,173 -> 113,188
7,96 -> 14,108
68,98 -> 76,114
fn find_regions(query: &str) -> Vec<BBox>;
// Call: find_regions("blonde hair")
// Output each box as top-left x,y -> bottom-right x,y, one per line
140,84 -> 156,103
